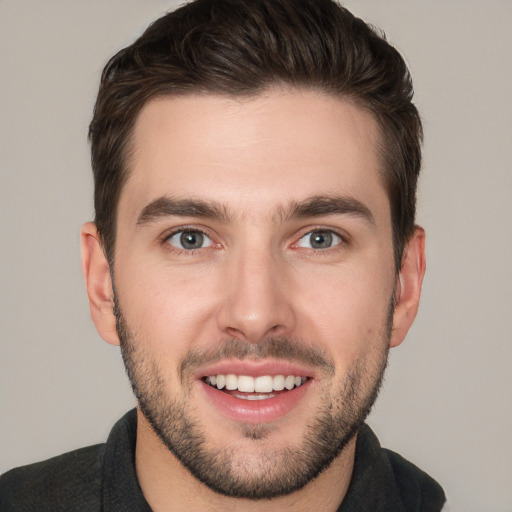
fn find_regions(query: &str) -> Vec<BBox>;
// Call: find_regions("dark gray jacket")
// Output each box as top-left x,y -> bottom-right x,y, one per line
0,410 -> 445,511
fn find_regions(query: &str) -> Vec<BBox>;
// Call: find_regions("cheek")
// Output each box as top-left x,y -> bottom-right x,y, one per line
115,261 -> 222,347
292,264 -> 393,357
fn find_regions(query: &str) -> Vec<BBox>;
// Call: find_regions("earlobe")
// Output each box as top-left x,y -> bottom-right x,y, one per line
390,226 -> 426,348
81,222 -> 120,346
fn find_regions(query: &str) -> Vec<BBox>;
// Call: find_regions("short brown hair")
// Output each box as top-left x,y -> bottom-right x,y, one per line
89,0 -> 422,269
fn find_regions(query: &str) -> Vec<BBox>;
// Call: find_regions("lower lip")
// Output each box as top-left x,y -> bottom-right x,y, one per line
198,379 -> 312,424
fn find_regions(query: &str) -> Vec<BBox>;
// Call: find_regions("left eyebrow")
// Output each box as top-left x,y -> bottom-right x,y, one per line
136,197 -> 230,226
276,195 -> 375,225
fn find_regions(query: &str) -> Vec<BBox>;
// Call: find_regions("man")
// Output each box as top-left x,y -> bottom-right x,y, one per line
0,0 -> 446,510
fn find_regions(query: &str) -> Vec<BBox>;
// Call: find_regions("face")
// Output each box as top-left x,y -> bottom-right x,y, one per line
94,89 -> 409,498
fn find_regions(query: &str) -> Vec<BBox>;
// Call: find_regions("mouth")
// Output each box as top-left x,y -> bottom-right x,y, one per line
196,363 -> 314,423
202,374 -> 309,401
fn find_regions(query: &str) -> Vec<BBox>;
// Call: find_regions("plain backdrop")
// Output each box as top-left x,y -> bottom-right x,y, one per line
1,1 -> 511,511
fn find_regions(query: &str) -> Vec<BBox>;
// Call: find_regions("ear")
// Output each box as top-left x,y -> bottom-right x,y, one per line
390,226 -> 426,348
81,222 -> 120,346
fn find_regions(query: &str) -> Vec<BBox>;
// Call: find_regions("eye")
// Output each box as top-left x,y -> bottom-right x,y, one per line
296,230 -> 342,249
166,230 -> 214,250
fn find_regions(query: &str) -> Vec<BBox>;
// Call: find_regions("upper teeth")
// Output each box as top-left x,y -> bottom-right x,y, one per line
205,374 -> 306,392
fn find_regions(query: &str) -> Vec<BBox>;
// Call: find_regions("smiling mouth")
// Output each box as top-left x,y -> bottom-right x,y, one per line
202,374 -> 309,400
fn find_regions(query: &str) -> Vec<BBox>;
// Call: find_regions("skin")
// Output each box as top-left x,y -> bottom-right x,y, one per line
81,88 -> 425,512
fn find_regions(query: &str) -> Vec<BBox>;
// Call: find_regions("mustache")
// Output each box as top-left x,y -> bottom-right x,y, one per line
179,336 -> 335,382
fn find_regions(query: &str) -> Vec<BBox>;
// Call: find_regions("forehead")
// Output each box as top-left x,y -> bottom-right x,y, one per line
120,89 -> 387,224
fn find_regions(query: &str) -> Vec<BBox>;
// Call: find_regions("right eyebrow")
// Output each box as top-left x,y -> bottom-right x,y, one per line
136,196 -> 230,226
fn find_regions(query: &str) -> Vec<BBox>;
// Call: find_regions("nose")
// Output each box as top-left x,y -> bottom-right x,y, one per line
216,244 -> 296,344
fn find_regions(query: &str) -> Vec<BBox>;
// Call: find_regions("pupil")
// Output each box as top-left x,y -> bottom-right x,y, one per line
311,231 -> 332,249
181,231 -> 203,249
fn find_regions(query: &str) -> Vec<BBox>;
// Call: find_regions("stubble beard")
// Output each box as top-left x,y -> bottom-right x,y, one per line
115,298 -> 392,500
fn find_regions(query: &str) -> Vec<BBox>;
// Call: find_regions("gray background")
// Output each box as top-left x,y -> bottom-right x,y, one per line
1,1 -> 511,511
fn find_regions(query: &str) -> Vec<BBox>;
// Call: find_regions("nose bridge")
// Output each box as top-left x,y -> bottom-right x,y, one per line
217,235 -> 294,343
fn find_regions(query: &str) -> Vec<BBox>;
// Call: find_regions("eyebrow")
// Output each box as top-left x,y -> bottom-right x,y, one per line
279,195 -> 375,225
136,195 -> 375,226
137,197 -> 229,226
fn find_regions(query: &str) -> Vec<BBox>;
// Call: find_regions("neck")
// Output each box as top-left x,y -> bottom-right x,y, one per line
135,409 -> 356,512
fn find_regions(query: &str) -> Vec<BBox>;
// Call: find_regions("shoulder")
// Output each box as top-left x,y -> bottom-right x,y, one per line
344,425 -> 446,511
382,448 -> 446,512
0,444 -> 106,512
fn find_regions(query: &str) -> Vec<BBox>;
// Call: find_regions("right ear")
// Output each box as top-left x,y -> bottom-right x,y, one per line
80,222 -> 120,346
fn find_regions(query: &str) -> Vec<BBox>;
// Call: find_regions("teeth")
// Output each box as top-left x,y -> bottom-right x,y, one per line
273,375 -> 285,391
225,374 -> 237,390
216,374 -> 226,389
285,375 -> 295,390
255,375 -> 273,393
205,374 -> 307,393
233,393 -> 276,401
238,375 -> 255,392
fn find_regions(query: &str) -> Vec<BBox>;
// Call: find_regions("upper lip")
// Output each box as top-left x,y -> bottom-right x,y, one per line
193,358 -> 317,380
